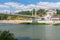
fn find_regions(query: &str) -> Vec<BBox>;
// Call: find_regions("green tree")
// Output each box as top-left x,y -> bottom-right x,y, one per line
17,11 -> 32,15
0,31 -> 17,40
37,9 -> 46,16
56,9 -> 60,15
0,14 -> 8,20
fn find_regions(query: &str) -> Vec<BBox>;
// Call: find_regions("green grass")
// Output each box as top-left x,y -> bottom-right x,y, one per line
53,23 -> 60,26
21,22 -> 48,25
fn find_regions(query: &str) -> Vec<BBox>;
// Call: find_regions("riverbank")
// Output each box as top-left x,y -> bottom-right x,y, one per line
21,22 -> 48,25
53,23 -> 60,26
0,20 -> 24,24
0,20 -> 60,25
0,20 -> 32,24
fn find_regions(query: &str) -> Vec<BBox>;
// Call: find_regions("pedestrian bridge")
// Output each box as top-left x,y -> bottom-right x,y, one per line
0,13 -> 37,18
0,13 -> 40,23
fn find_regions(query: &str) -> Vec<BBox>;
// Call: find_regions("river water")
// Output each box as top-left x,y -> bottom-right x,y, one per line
0,24 -> 60,40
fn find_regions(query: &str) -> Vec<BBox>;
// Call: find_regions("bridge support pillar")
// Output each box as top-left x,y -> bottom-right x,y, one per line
32,17 -> 37,23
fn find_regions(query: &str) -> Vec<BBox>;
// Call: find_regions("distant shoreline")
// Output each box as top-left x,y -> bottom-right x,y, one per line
0,20 -> 60,25
0,20 -> 32,24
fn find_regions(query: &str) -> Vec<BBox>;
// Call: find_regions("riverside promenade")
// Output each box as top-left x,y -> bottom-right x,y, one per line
0,20 -> 32,24
0,20 -> 60,24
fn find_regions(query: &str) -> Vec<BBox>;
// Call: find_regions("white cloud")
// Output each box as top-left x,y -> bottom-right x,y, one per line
0,10 -> 10,14
4,2 -> 21,8
1,2 -> 60,13
14,2 -> 60,12
0,5 -> 9,8
37,2 -> 60,9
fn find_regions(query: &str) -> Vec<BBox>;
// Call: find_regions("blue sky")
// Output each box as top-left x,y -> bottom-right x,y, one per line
0,0 -> 60,13
0,0 -> 60,4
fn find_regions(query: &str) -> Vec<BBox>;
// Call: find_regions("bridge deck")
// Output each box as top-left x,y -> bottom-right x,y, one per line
0,13 -> 39,18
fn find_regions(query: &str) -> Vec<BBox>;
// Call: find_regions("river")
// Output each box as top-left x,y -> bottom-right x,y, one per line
0,24 -> 60,40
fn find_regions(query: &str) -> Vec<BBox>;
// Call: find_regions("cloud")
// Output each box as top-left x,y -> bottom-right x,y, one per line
0,2 -> 60,13
4,2 -> 21,8
0,10 -> 10,14
0,5 -> 9,8
4,2 -> 36,10
37,2 -> 60,9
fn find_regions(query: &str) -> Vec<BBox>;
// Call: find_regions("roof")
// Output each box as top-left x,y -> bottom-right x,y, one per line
51,15 -> 60,18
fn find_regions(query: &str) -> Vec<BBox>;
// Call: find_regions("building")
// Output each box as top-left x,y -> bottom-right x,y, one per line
41,9 -> 57,21
51,16 -> 60,21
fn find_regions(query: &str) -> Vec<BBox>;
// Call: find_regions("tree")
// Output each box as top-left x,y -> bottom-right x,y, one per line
17,11 -> 32,15
0,14 -> 8,20
37,9 -> 46,16
56,9 -> 60,15
0,31 -> 17,40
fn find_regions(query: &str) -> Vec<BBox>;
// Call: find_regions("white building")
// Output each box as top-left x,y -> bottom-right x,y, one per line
41,9 -> 57,21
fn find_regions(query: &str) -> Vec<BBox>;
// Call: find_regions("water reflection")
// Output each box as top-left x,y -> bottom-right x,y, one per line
18,37 -> 40,40
45,25 -> 60,40
0,24 -> 60,40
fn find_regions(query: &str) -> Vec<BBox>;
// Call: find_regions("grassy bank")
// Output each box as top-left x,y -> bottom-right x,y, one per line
53,23 -> 60,26
21,22 -> 48,25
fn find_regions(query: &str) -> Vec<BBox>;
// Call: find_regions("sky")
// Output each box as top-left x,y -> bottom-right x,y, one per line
0,0 -> 60,13
0,0 -> 60,4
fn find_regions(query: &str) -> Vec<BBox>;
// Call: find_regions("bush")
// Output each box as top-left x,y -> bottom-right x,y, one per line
0,30 -> 17,40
